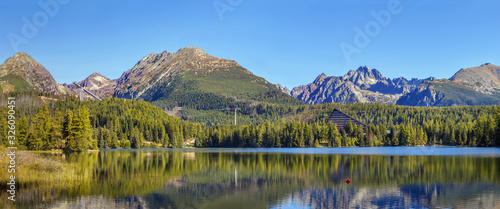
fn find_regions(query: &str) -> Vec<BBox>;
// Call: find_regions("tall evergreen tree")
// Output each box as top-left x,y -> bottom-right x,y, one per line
495,103 -> 500,146
17,115 -> 28,149
31,104 -> 55,150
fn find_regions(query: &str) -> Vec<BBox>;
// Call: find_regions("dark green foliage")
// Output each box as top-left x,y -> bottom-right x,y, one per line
1,92 -> 499,150
29,104 -> 56,150
0,94 -> 201,151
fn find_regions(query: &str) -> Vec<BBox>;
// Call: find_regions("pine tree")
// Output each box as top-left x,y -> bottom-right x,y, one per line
160,124 -> 169,147
130,127 -> 143,148
17,115 -> 28,149
305,123 -> 314,147
27,130 -> 43,150
495,103 -> 500,146
256,126 -> 263,147
78,107 -> 94,150
63,110 -> 75,151
32,104 -> 55,150
390,126 -> 399,146
64,107 -> 93,152
328,124 -> 341,147
53,108 -> 63,149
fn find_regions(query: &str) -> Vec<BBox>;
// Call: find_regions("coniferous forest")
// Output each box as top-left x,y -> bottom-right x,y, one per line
0,91 -> 499,152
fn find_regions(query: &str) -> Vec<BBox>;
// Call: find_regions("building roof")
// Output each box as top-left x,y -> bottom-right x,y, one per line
327,108 -> 367,132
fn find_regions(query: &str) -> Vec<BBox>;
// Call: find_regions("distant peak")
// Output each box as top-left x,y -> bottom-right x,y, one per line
89,72 -> 104,77
479,63 -> 499,68
177,46 -> 206,54
353,66 -> 384,80
314,73 -> 329,83
2,52 -> 40,69
356,66 -> 371,73
14,52 -> 29,57
11,52 -> 35,62
318,73 -> 328,79
184,46 -> 202,50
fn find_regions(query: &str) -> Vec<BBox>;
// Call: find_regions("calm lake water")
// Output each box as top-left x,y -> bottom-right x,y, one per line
5,147 -> 500,208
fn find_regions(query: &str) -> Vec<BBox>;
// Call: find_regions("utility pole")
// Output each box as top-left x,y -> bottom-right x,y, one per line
215,108 -> 241,125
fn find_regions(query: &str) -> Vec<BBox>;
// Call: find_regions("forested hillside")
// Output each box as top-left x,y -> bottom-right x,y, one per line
193,102 -> 500,148
0,92 -> 498,151
0,92 -> 201,151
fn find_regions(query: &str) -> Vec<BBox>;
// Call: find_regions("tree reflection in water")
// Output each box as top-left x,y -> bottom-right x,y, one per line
3,149 -> 500,208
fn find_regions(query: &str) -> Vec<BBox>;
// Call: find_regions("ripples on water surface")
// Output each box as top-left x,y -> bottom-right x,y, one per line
1,147 -> 499,208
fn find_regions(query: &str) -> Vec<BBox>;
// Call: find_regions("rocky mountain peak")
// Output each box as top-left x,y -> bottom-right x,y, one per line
138,51 -> 171,65
356,66 -> 371,73
285,66 -> 428,105
1,52 -> 40,73
0,52 -> 71,95
355,66 -> 383,80
275,84 -> 291,95
450,63 -> 500,95
177,46 -> 207,56
314,73 -> 329,84
340,66 -> 383,86
88,72 -> 107,79
79,72 -> 114,89
114,47 -> 248,99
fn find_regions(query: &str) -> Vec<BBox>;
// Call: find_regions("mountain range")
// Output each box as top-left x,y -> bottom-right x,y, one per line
0,48 -> 499,108
280,64 -> 500,106
2,47 -> 299,110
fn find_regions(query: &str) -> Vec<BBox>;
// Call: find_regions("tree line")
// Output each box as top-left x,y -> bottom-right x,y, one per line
0,93 -> 498,151
0,95 -> 201,152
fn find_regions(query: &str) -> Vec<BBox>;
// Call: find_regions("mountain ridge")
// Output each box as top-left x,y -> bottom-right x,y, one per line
449,63 -> 500,95
2,49 -> 499,108
287,66 -> 430,105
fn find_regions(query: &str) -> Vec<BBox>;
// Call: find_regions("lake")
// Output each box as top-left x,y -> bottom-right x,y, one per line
4,147 -> 500,208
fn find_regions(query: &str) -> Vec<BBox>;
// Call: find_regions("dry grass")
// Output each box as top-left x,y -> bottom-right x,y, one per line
0,147 -> 91,186
0,146 -> 92,208
0,146 -> 92,207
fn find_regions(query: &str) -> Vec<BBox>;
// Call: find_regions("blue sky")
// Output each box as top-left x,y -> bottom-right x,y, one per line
1,0 -> 499,89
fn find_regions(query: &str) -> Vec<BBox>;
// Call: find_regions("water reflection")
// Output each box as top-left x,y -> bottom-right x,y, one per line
3,149 -> 500,208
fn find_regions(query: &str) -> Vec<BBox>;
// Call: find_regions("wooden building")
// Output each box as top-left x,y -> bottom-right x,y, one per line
327,108 -> 367,133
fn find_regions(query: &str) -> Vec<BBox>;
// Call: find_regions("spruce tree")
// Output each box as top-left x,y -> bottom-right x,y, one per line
495,103 -> 500,146
32,104 -> 54,150
17,115 -> 28,149
53,108 -> 63,149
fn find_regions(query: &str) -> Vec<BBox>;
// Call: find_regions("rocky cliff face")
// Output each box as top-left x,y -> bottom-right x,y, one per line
0,52 -> 71,94
450,63 -> 500,95
288,66 -> 429,104
396,79 -> 500,106
395,81 -> 445,106
396,64 -> 500,106
275,84 -> 291,95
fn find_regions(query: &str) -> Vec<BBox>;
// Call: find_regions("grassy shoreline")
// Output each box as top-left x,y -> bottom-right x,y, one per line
0,146 -> 92,207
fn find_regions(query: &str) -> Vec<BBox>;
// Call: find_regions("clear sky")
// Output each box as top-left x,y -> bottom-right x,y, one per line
1,0 -> 499,89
